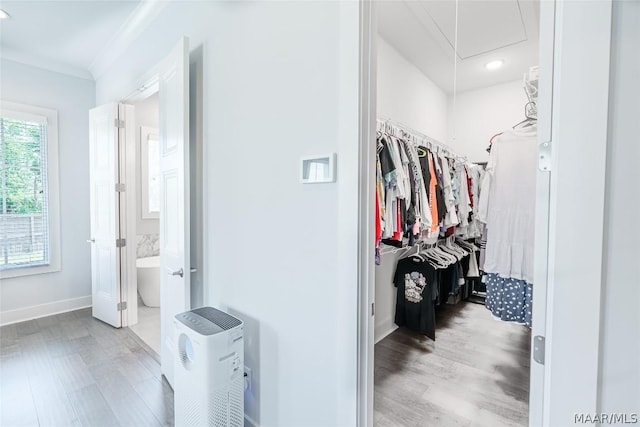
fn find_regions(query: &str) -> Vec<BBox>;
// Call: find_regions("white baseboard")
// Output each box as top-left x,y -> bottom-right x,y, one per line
245,415 -> 259,427
0,295 -> 92,326
375,322 -> 398,344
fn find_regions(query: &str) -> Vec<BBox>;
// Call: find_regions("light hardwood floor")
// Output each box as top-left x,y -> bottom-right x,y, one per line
0,308 -> 173,427
1,303 -> 529,427
374,302 -> 531,427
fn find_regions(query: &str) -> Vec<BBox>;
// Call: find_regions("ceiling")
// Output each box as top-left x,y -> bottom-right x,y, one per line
0,0 -> 538,88
0,0 -> 142,79
378,0 -> 540,93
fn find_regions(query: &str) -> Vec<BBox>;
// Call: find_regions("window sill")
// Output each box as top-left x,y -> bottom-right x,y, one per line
0,263 -> 61,280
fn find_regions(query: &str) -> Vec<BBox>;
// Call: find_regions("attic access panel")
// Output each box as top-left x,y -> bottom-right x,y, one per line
418,0 -> 528,60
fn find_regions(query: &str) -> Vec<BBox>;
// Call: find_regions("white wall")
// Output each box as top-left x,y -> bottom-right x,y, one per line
95,2 -> 360,426
598,0 -> 640,414
375,36 -> 450,342
0,59 -> 95,323
377,37 -> 448,142
132,92 -> 159,236
447,79 -> 530,163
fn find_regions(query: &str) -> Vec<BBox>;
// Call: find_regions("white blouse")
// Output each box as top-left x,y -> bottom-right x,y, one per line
478,124 -> 538,283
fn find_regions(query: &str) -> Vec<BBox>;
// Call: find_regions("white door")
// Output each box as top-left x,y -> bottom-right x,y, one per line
158,38 -> 190,387
89,104 -> 123,328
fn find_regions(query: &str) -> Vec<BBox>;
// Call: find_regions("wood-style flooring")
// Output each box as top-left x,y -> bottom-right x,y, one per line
374,302 -> 531,427
0,308 -> 173,427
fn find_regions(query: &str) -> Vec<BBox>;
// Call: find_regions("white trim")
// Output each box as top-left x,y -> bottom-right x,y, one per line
120,70 -> 163,329
0,50 -> 94,81
244,415 -> 259,427
529,1 -> 555,424
0,101 -> 61,279
374,324 -> 397,345
0,295 -> 92,326
120,104 -> 138,328
121,77 -> 161,328
357,1 -> 376,426
543,1 -> 613,424
0,109 -> 48,125
89,1 -> 169,80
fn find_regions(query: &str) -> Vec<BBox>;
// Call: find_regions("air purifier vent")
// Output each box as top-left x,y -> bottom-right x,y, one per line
192,307 -> 242,330
209,389 -> 229,426
229,375 -> 244,426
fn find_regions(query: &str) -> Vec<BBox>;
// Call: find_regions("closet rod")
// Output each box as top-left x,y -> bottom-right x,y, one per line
376,117 -> 468,162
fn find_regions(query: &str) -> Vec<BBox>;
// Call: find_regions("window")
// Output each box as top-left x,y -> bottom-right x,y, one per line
0,101 -> 60,277
140,126 -> 160,219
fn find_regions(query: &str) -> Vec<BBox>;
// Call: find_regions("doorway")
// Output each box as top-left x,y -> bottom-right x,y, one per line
360,1 -> 546,426
88,38 -> 192,389
126,91 -> 161,356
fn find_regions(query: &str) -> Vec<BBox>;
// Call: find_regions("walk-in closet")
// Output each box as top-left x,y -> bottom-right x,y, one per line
373,1 -> 541,425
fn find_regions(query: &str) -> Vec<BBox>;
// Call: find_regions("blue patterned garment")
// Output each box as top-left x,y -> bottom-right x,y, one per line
485,273 -> 533,327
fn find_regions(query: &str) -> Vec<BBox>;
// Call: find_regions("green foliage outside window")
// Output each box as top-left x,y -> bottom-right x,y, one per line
0,118 -> 45,215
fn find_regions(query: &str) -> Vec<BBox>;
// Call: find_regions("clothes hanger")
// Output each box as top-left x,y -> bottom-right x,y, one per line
439,243 -> 462,261
442,237 -> 466,260
513,102 -> 538,129
424,246 -> 449,269
428,242 -> 456,266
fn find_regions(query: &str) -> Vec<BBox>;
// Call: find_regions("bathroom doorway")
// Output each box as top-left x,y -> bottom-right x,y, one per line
88,37 -> 201,388
127,91 -> 161,355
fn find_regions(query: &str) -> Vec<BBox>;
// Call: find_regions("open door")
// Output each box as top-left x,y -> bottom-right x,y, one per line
158,37 -> 190,387
89,104 -> 123,328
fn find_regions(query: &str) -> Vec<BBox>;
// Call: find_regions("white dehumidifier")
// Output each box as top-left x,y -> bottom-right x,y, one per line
174,307 -> 244,427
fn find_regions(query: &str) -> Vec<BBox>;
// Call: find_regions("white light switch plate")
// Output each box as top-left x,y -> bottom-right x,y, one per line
300,153 -> 336,184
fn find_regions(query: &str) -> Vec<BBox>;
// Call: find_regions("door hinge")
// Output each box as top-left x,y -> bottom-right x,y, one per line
371,302 -> 375,316
538,141 -> 552,171
533,335 -> 545,364
115,183 -> 126,192
116,238 -> 126,248
117,301 -> 127,311
114,118 -> 125,128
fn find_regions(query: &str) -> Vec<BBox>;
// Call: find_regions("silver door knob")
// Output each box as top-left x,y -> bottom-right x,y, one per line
171,268 -> 184,278
86,238 -> 95,243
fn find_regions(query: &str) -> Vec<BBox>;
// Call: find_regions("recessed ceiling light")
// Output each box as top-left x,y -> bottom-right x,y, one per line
485,60 -> 504,71
0,9 -> 10,19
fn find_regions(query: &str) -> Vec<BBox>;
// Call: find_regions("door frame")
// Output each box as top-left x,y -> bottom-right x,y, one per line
119,78 -> 160,329
356,1 -> 376,426
356,1 -> 615,426
115,38 -> 193,389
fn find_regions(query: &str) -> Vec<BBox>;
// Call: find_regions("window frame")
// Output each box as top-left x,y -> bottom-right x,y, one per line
0,101 -> 61,278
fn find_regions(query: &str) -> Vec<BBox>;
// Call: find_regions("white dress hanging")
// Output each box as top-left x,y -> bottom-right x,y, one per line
478,124 -> 538,283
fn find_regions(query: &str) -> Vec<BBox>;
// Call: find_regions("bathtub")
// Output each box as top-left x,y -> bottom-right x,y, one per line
136,256 -> 160,307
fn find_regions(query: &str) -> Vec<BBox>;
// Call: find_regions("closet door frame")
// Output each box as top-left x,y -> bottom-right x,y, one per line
541,0 -> 613,424
356,1 -> 376,426
356,1 -> 615,426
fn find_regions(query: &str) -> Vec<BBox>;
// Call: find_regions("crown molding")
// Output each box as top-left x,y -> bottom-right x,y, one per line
0,47 -> 94,80
88,0 -> 169,80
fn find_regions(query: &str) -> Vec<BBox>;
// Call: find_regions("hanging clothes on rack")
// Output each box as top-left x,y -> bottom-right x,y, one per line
391,236 -> 480,340
375,118 -> 484,258
393,253 -> 438,340
478,123 -> 538,326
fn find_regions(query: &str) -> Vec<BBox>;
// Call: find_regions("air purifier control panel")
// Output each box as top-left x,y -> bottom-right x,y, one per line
231,355 -> 241,375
